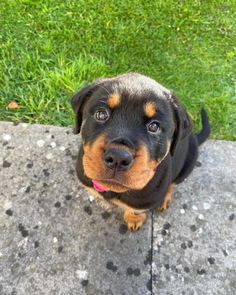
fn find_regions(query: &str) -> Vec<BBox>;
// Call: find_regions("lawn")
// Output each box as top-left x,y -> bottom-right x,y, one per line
0,0 -> 236,140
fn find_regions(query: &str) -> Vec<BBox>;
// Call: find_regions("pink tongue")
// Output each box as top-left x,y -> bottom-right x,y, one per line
92,180 -> 109,192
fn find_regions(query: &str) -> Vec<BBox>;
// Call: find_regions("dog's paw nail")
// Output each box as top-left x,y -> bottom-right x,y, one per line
123,211 -> 147,232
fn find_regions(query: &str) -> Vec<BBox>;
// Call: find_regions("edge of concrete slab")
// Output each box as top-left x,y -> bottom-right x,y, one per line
0,121 -> 236,295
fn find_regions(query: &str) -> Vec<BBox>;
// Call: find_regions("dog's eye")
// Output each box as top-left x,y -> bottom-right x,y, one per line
94,109 -> 109,122
147,121 -> 160,133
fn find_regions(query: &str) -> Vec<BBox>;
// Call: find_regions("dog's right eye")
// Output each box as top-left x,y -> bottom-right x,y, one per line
94,109 -> 109,122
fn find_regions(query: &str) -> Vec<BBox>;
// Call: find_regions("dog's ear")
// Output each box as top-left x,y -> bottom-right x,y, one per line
169,95 -> 192,156
71,83 -> 100,134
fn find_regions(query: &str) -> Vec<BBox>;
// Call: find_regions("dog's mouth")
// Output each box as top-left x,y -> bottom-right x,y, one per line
92,179 -> 132,193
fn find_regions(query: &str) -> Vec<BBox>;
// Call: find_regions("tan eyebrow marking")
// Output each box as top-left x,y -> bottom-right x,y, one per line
144,102 -> 157,118
107,93 -> 121,109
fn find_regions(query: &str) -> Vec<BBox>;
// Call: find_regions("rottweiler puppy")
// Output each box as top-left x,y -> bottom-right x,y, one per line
71,73 -> 210,231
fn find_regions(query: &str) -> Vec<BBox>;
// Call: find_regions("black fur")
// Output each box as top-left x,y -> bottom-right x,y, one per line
196,109 -> 211,145
71,73 -> 210,210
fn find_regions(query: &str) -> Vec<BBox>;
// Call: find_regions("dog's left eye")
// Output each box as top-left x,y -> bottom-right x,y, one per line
94,109 -> 109,122
147,121 -> 160,133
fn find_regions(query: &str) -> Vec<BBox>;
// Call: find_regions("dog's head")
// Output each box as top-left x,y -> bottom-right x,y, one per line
71,73 -> 191,193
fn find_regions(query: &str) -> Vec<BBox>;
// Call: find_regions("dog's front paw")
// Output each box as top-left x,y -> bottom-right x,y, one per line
158,183 -> 174,212
123,210 -> 147,231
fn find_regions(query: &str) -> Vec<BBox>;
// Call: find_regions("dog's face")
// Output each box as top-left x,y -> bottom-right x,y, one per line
72,73 -> 191,193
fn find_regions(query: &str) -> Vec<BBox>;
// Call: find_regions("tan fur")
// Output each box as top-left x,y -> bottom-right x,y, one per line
83,137 -> 159,192
144,102 -> 157,118
158,183 -> 175,212
123,210 -> 147,231
107,93 -> 121,109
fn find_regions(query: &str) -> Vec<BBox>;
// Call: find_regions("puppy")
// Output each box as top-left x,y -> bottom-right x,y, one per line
71,73 -> 210,231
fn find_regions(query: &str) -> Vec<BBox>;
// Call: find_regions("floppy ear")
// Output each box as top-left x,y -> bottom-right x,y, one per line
169,95 -> 192,156
71,83 -> 99,134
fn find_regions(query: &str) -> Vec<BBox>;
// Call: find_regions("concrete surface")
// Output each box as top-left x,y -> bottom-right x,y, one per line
0,121 -> 235,295
152,141 -> 236,295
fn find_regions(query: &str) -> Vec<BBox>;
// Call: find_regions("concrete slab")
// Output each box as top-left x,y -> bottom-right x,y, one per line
0,121 -> 236,295
152,141 -> 236,295
0,122 -> 152,295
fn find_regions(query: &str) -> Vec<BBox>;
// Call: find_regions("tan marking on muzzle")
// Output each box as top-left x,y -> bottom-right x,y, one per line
82,137 -> 166,192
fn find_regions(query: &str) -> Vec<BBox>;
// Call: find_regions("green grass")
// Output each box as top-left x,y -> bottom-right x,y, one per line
0,0 -> 236,140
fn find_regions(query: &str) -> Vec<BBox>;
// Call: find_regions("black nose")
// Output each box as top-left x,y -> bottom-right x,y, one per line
104,148 -> 133,171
